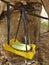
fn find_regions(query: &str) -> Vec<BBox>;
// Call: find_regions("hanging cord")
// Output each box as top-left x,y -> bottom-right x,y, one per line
21,7 -> 28,65
21,7 -> 28,51
7,3 -> 10,45
14,15 -> 21,42
26,11 -> 49,20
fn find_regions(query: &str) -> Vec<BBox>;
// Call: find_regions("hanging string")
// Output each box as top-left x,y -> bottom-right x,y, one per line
14,15 -> 21,42
7,3 -> 10,45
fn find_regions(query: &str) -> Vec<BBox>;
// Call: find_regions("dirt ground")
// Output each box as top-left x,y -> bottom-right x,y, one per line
38,32 -> 49,65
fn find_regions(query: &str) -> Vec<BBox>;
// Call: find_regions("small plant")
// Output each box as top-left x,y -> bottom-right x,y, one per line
41,21 -> 48,28
42,63 -> 46,65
